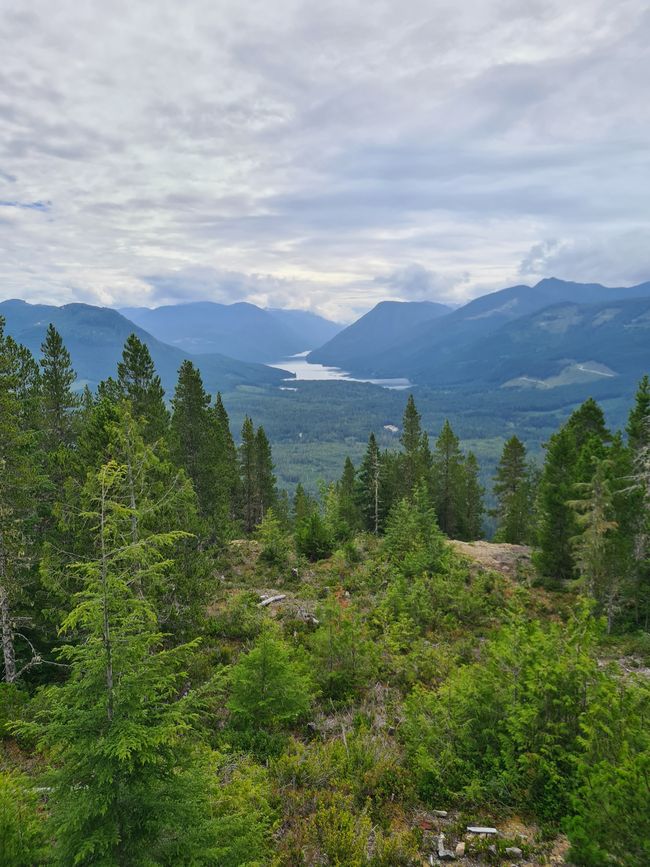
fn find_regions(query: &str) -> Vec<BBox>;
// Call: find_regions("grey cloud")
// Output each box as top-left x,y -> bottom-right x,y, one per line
374,264 -> 468,303
0,0 -> 648,318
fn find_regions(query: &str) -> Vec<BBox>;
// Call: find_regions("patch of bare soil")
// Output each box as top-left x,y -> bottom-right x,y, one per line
450,540 -> 533,580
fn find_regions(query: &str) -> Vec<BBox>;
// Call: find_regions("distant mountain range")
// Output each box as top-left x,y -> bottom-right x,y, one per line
308,278 -> 650,391
119,302 -> 342,362
0,300 -> 288,394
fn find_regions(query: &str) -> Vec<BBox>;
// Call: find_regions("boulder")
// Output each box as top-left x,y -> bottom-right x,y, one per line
433,810 -> 449,818
455,842 -> 466,857
505,847 -> 523,858
467,826 -> 498,835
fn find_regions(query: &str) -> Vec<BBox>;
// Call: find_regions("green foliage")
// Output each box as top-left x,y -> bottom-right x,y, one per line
568,675 -> 650,866
403,605 -> 601,819
492,435 -> 535,543
256,507 -> 291,568
227,627 -> 315,731
309,598 -> 377,701
295,510 -> 334,561
0,769 -> 47,867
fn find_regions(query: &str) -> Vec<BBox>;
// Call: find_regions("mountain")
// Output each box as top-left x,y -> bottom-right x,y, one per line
314,278 -> 650,380
307,300 -> 451,371
436,296 -> 650,390
119,301 -> 342,361
0,300 -> 288,393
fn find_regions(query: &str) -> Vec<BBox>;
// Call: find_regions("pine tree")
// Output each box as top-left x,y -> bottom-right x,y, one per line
293,483 -> 316,525
536,426 -> 578,579
20,460 -> 219,864
431,420 -> 464,537
117,334 -> 168,442
358,433 -> 382,534
492,436 -> 534,544
40,324 -> 79,449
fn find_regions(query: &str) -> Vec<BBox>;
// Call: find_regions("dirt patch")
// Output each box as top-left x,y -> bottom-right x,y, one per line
450,540 -> 533,580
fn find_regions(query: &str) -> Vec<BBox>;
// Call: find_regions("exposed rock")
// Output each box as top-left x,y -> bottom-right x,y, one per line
437,833 -> 456,861
258,594 -> 287,607
454,842 -> 465,857
433,810 -> 448,818
505,846 -> 523,858
467,826 -> 498,835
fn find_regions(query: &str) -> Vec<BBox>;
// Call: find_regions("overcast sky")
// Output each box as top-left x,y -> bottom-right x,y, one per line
1,0 -> 649,321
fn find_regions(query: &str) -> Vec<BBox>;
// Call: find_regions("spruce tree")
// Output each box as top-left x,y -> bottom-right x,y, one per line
492,436 -> 533,544
431,420 -> 464,537
358,433 -> 382,534
459,451 -> 484,540
212,392 -> 240,520
117,334 -> 168,442
400,394 -> 427,497
536,426 -> 578,579
338,457 -> 361,533
627,373 -> 650,452
40,324 -> 79,448
240,416 -> 258,533
255,425 -> 277,521
170,361 -> 219,526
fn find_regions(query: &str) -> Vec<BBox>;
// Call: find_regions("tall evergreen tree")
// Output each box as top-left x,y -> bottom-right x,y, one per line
492,436 -> 534,544
255,425 -> 277,521
212,392 -> 240,521
400,394 -> 428,497
627,373 -> 650,452
239,417 -> 258,533
0,322 -> 43,683
431,420 -> 464,537
459,451 -> 484,540
358,433 -> 382,534
40,324 -> 79,448
21,460 -> 219,864
338,457 -> 361,533
117,334 -> 168,442
170,361 -> 220,528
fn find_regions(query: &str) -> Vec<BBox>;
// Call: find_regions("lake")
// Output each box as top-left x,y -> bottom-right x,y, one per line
269,352 -> 411,390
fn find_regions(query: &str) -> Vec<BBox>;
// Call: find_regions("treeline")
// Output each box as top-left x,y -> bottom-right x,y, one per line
324,382 -> 650,634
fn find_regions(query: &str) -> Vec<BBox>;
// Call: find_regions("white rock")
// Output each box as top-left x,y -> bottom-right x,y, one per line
467,826 -> 498,835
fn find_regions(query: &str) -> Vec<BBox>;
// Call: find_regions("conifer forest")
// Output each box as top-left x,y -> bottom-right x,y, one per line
1,319 -> 649,866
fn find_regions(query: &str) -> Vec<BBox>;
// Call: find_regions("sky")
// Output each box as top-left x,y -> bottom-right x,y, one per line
1,0 -> 649,322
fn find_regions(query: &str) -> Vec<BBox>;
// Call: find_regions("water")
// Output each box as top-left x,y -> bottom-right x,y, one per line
269,351 -> 411,390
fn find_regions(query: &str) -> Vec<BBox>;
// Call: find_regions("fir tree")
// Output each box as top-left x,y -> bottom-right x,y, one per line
117,334 -> 168,442
338,457 -> 361,533
39,324 -> 79,449
239,416 -> 258,533
431,420 -> 464,537
627,373 -> 650,452
492,436 -> 534,544
255,425 -> 276,521
459,451 -> 484,540
358,433 -> 382,534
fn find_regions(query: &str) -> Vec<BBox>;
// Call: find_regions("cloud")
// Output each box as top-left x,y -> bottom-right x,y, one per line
373,264 -> 469,303
0,0 -> 648,318
519,231 -> 650,286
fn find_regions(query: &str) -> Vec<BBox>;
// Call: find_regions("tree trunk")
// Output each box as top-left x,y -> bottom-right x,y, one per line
0,532 -> 17,683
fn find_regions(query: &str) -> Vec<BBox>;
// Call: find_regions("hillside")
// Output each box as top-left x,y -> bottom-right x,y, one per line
307,299 -> 450,370
312,278 -> 650,380
0,299 -> 288,393
119,301 -> 341,361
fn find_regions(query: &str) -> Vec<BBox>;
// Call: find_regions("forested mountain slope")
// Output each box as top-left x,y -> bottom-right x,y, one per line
307,299 -> 450,369
0,299 -> 288,392
312,278 -> 650,381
